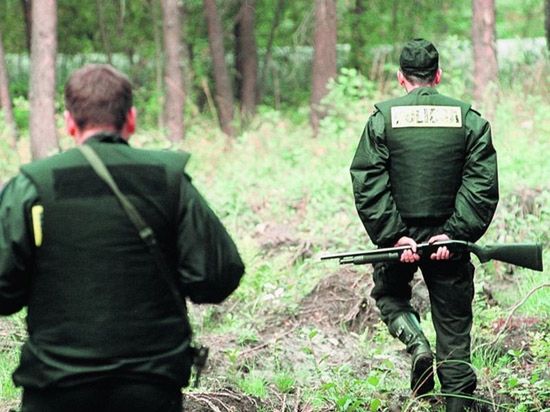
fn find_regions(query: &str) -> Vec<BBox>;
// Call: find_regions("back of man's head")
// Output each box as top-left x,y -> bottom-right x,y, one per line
64,64 -> 133,131
399,38 -> 439,85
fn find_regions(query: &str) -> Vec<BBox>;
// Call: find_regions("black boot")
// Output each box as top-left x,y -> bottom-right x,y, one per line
446,396 -> 473,412
388,312 -> 434,396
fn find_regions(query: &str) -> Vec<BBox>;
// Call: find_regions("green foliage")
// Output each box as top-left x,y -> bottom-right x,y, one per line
320,68 -> 376,135
12,96 -> 29,131
1,0 -> 548,112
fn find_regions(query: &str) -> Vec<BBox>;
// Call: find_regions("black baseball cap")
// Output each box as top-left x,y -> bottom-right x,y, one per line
399,38 -> 439,77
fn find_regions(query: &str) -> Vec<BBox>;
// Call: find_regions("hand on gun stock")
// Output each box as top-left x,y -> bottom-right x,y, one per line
395,234 -> 452,263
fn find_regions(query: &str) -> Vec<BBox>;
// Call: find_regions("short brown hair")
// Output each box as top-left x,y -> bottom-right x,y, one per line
64,64 -> 133,131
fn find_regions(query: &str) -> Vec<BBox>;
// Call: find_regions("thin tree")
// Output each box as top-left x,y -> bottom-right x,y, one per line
203,0 -> 234,137
545,0 -> 550,51
235,0 -> 258,119
472,0 -> 498,105
21,0 -> 32,53
96,0 -> 113,65
350,0 -> 367,72
161,0 -> 185,142
149,0 -> 164,130
259,0 -> 285,97
310,0 -> 337,135
29,0 -> 58,159
0,30 -> 18,147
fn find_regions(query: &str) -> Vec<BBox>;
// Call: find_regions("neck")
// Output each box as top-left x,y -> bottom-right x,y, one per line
404,83 -> 434,93
75,126 -> 122,145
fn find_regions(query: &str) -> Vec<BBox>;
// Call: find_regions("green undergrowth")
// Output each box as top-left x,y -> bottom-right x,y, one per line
0,72 -> 549,410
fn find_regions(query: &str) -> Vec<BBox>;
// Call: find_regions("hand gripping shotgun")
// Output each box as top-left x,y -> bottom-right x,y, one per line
320,240 -> 543,271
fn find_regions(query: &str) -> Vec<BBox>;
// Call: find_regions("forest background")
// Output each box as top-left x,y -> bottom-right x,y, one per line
0,0 -> 549,411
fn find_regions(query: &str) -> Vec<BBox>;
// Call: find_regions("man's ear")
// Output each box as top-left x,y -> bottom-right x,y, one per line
397,70 -> 406,86
433,68 -> 442,85
64,111 -> 78,138
121,107 -> 136,140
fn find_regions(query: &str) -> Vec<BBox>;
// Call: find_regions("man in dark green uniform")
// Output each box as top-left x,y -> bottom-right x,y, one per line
0,64 -> 245,412
350,39 -> 499,411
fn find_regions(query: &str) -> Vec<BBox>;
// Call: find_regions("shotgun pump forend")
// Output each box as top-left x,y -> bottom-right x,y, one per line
320,240 -> 543,272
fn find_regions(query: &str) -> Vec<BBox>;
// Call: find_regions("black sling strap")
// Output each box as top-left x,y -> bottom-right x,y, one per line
78,144 -> 208,387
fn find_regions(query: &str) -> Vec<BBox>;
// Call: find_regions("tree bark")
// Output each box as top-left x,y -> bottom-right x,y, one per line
545,0 -> 550,51
29,0 -> 58,159
472,0 -> 498,104
21,0 -> 32,53
349,0 -> 367,71
204,0 -> 234,137
161,0 -> 185,142
235,0 -> 258,119
310,0 -> 337,135
149,0 -> 164,130
0,30 -> 18,147
259,0 -> 285,97
96,0 -> 113,65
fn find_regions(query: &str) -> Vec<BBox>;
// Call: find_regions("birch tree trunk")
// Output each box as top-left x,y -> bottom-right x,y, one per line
29,0 -> 58,159
0,30 -> 18,147
161,0 -> 185,142
310,0 -> 337,135
472,0 -> 498,105
204,0 -> 234,137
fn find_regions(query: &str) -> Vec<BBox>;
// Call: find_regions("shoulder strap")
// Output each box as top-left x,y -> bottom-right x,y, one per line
78,146 -> 155,244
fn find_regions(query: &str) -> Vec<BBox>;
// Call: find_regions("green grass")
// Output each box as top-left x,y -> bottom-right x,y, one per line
0,348 -> 21,401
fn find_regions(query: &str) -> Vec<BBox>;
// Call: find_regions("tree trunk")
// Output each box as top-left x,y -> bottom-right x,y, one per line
0,30 -> 18,147
259,0 -> 285,98
545,0 -> 550,51
235,0 -> 258,119
350,0 -> 367,72
203,0 -> 234,137
96,0 -> 113,65
29,0 -> 58,159
310,0 -> 337,135
21,0 -> 32,53
149,0 -> 164,130
161,0 -> 185,142
472,0 -> 498,104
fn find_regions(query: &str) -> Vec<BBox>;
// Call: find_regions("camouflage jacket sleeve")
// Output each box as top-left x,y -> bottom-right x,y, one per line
0,174 -> 37,315
176,176 -> 245,304
442,110 -> 499,241
350,111 -> 408,247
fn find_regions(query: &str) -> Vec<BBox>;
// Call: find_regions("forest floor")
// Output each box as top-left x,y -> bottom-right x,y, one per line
1,252 -> 546,412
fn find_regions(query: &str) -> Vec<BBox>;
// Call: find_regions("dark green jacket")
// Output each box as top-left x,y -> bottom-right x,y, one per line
0,133 -> 244,388
350,87 -> 499,246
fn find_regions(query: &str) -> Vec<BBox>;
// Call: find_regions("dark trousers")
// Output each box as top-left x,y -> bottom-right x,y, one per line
371,225 -> 477,395
22,380 -> 182,412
